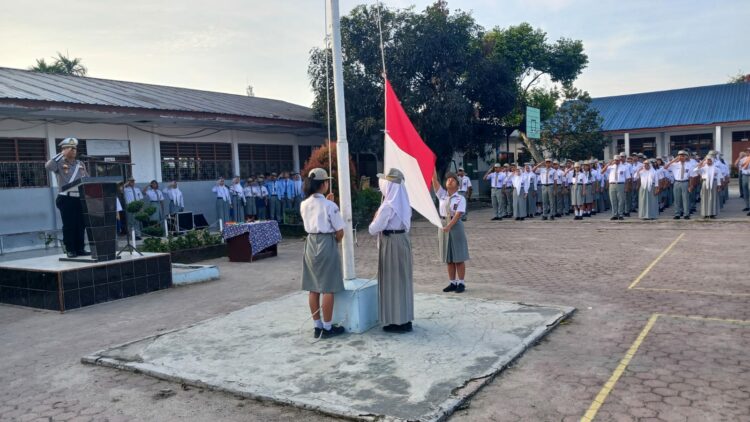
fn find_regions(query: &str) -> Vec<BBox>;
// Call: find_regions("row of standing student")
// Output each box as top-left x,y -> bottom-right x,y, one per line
482,150 -> 733,222
299,167 -> 471,339
122,178 -> 184,239
212,173 -> 305,224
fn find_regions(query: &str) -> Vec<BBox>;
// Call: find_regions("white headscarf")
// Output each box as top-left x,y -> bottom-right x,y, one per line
639,165 -> 656,190
164,182 -> 184,207
704,160 -> 716,188
377,178 -> 412,231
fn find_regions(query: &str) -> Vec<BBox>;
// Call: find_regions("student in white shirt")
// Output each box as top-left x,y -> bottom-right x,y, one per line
483,163 -> 505,220
602,155 -> 630,220
692,153 -> 722,219
143,180 -> 166,223
212,177 -> 231,225
163,180 -> 184,215
456,167 -> 472,221
369,168 -> 413,333
432,171 -> 470,294
123,177 -> 144,238
300,168 -> 346,339
243,177 -> 257,222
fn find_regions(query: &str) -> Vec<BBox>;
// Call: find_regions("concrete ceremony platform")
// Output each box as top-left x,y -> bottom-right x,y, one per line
83,292 -> 574,421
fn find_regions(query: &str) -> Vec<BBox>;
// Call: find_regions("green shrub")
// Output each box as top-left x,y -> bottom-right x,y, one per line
126,200 -> 144,213
352,187 -> 382,227
142,225 -> 165,237
142,237 -> 169,253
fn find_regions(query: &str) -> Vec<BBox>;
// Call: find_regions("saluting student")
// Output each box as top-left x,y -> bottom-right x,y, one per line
123,176 -> 144,239
432,171 -> 470,294
602,155 -> 630,220
692,153 -> 722,219
300,168 -> 346,339
144,180 -> 166,223
255,178 -> 269,220
664,150 -> 693,219
229,176 -> 246,222
524,163 -> 537,218
511,165 -> 529,220
212,177 -> 232,225
565,162 -> 584,220
533,158 -> 556,220
635,159 -> 659,220
163,181 -> 184,215
243,178 -> 257,222
369,169 -> 414,333
483,163 -> 505,220
456,167 -> 472,221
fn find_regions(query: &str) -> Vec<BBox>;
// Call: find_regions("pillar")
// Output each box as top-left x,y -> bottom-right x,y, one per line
715,125 -> 722,153
624,132 -> 630,156
231,132 -> 240,177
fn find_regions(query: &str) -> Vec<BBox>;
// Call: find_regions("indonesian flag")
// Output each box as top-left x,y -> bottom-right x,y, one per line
384,79 -> 442,227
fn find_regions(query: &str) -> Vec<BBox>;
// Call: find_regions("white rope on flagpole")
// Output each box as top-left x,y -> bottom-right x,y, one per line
375,0 -> 387,77
324,0 -> 333,192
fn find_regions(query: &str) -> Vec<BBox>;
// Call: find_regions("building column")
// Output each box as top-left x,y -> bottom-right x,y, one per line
293,143 -> 300,172
152,129 -> 162,182
603,144 -> 611,161
715,125 -> 722,153
611,137 -> 617,154
656,132 -> 665,157
231,131 -> 240,177
624,132 -> 630,156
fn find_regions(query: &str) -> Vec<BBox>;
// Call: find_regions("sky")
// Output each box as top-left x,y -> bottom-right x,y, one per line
1,0 -> 748,107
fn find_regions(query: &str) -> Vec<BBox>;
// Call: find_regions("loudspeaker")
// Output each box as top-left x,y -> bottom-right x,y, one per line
177,212 -> 194,231
193,213 -> 209,229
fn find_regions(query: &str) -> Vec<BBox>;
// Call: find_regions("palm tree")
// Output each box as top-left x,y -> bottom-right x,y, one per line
28,52 -> 87,76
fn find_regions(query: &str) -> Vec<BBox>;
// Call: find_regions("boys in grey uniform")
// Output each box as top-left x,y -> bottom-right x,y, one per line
602,155 -> 630,220
664,150 -> 693,219
483,163 -> 505,220
533,158 -> 557,220
457,167 -> 472,221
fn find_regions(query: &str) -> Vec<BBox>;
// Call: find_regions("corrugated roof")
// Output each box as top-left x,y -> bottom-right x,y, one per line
0,67 -> 316,123
590,83 -> 750,132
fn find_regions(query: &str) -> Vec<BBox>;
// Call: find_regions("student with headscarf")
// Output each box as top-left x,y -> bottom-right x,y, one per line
369,168 -> 413,333
511,165 -> 529,221
524,163 -> 537,218
255,178 -> 268,220
300,168 -> 346,339
432,171 -> 470,294
636,159 -> 659,220
212,177 -> 231,225
163,181 -> 184,215
229,176 -> 246,222
243,177 -> 257,222
692,153 -> 721,219
143,180 -> 166,223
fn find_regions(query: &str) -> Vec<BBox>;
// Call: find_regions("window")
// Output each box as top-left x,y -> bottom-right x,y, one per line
238,144 -> 294,177
160,142 -> 232,181
0,138 -> 48,189
732,130 -> 750,142
669,133 -> 713,156
55,139 -> 132,179
616,137 -> 656,156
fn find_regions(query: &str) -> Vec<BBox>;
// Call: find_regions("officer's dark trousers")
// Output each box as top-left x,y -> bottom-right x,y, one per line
56,194 -> 86,253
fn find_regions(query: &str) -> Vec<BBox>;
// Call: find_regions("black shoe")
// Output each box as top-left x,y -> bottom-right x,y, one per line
491,217 -> 498,221
455,284 -> 466,293
624,213 -> 631,217
135,236 -> 142,240
673,216 -> 680,220
520,217 -> 525,221
382,324 -> 399,332
555,214 -> 562,218
709,215 -> 716,219
66,251 -> 78,258
515,217 -> 521,221
76,250 -> 91,256
743,208 -> 750,212
618,216 -> 624,220
683,216 -> 690,220
550,216 -> 555,220
610,216 -> 618,221
314,327 -> 322,338
384,322 -> 413,333
542,216 -> 548,221
747,212 -> 750,216
443,283 -> 457,292
574,216 -> 581,220
319,325 -> 345,339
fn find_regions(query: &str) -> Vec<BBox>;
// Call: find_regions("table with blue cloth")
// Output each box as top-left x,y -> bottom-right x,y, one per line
222,221 -> 282,262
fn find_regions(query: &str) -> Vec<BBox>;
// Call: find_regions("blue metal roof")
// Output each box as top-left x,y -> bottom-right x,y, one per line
590,83 -> 750,132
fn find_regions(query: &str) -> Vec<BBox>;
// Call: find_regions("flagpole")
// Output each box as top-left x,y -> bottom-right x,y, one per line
326,0 -> 356,280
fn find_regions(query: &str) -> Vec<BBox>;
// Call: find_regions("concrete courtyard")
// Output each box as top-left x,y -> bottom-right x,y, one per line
1,194 -> 749,421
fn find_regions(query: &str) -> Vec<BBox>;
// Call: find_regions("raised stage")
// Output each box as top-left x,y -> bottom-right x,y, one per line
0,252 -> 172,312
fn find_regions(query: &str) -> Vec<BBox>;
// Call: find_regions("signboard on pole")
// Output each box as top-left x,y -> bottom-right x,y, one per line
526,106 -> 541,139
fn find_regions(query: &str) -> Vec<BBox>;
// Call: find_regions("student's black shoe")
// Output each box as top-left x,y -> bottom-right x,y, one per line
610,216 -> 618,221
535,212 -> 541,216
135,236 -> 142,240
542,216 -> 548,221
382,324 -> 399,332
555,214 -> 562,218
747,211 -> 750,216
683,216 -> 690,220
491,217 -> 499,221
624,213 -> 631,217
618,216 -> 624,220
384,322 -> 413,333
319,325 -> 345,339
743,208 -> 750,211
76,250 -> 91,256
454,284 -> 466,293
673,216 -> 680,220
520,217 -> 525,221
709,215 -> 716,219
574,216 -> 581,220
515,217 -> 521,221
314,327 -> 322,338
66,251 -> 77,258
550,216 -> 555,220
443,283 -> 458,292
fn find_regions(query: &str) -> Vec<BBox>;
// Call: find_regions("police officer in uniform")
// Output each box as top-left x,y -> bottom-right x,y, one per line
45,138 -> 89,258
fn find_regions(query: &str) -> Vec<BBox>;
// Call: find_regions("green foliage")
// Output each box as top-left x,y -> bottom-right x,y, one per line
134,212 -> 151,224
140,229 -> 222,253
126,200 -> 144,213
29,52 -> 87,76
352,187 -> 382,227
729,71 -> 749,84
308,3 -> 587,169
142,225 -> 165,238
539,87 -> 606,161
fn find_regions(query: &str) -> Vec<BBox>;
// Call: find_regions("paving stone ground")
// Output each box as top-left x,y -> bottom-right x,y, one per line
1,192 -> 749,422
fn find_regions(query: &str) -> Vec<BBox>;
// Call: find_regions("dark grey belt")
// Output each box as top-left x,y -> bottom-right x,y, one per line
382,230 -> 406,236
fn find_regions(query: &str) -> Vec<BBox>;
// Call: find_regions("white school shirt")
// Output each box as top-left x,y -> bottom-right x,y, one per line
458,175 -> 471,192
740,157 -> 750,175
536,167 -> 556,185
511,174 -> 529,193
368,203 -> 409,235
163,187 -> 184,208
243,185 -> 254,198
124,185 -> 143,203
670,161 -> 693,182
525,171 -> 537,188
436,187 -> 466,218
607,164 -> 630,184
692,165 -> 719,188
212,185 -> 231,202
485,171 -> 504,188
230,183 -> 246,203
144,188 -> 164,202
300,193 -> 346,234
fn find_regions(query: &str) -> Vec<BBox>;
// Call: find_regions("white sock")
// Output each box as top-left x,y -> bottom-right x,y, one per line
323,320 -> 332,330
314,319 -> 323,329
451,280 -> 457,285
457,279 -> 465,285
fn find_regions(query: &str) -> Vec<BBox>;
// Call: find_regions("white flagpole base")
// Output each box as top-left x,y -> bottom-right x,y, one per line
333,278 -> 379,334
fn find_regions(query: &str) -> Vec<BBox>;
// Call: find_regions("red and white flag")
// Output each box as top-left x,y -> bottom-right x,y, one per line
384,79 -> 442,227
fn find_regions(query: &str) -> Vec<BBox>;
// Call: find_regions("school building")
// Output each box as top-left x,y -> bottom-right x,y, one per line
590,82 -> 750,165
0,67 -> 326,252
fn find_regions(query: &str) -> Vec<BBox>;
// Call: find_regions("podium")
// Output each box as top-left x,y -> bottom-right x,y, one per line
61,176 -> 122,262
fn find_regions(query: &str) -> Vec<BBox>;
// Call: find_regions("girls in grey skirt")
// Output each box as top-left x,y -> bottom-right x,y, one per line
301,233 -> 344,293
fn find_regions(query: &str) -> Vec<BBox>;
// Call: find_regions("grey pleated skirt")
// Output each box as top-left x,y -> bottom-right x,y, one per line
245,198 -> 257,216
302,233 -> 344,293
378,232 -> 414,325
584,184 -> 594,203
571,184 -> 584,206
438,219 -> 470,263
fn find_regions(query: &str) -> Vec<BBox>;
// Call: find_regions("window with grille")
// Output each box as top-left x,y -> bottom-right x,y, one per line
238,144 -> 294,177
669,133 -> 713,156
616,137 -> 656,156
160,142 -> 233,181
0,138 -> 49,189
55,139 -> 132,179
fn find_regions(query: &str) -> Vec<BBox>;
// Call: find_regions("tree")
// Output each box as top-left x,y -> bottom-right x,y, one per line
539,87 -> 607,161
308,2 -> 516,170
729,71 -> 749,84
29,52 -> 87,76
483,22 -> 588,161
